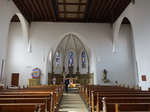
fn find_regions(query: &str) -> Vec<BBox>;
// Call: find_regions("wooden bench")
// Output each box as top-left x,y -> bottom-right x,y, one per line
0,90 -> 50,111
80,85 -> 150,112
0,103 -> 46,112
0,92 -> 52,112
100,97 -> 150,112
107,103 -> 150,112
80,85 -> 140,104
0,85 -> 64,112
80,85 -> 141,107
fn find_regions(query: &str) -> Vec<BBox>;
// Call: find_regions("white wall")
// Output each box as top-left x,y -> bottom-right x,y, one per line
5,22 -> 136,87
113,0 -> 150,90
0,0 -> 28,84
2,0 -> 150,89
117,24 -> 136,85
0,0 -> 19,82
5,23 -> 31,86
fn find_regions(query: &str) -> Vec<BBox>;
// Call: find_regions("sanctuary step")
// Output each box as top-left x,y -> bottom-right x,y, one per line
58,92 -> 89,112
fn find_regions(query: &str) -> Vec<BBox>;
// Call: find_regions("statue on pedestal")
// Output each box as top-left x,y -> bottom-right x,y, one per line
102,69 -> 110,83
62,72 -> 67,79
52,77 -> 56,85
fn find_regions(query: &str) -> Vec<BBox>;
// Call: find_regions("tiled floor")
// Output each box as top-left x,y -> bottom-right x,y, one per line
58,92 -> 89,112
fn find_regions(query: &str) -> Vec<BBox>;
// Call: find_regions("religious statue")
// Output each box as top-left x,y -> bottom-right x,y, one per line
52,77 -> 56,85
61,72 -> 67,79
102,69 -> 110,83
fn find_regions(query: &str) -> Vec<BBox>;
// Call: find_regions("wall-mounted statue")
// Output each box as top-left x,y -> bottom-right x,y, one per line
102,69 -> 110,83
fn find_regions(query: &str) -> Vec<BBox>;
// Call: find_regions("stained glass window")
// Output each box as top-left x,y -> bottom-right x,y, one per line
82,51 -> 86,68
56,51 -> 61,66
68,51 -> 73,66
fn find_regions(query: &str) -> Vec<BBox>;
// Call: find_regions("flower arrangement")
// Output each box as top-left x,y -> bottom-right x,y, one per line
102,69 -> 110,83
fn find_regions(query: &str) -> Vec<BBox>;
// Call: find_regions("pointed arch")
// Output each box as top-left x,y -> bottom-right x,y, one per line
9,13 -> 29,48
47,31 -> 97,84
113,16 -> 133,52
5,13 -> 29,86
114,16 -> 138,86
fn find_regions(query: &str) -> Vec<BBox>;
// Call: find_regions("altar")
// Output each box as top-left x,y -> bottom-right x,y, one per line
66,77 -> 80,92
28,79 -> 40,86
48,73 -> 93,85
68,77 -> 78,84
67,77 -> 78,88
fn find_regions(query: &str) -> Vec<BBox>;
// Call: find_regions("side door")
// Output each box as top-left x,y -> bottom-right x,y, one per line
11,73 -> 19,86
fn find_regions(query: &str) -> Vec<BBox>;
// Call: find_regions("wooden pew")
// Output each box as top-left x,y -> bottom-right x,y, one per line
106,103 -> 150,112
80,85 -> 140,105
80,85 -> 150,112
3,85 -> 64,107
0,93 -> 52,112
23,85 -> 64,106
96,93 -> 150,112
0,85 -> 64,112
102,97 -> 150,112
0,97 -> 50,111
80,85 -> 141,108
0,103 -> 46,112
22,84 -> 64,105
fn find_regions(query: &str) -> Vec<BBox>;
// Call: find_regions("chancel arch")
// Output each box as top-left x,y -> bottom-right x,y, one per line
10,13 -> 28,48
48,34 -> 93,85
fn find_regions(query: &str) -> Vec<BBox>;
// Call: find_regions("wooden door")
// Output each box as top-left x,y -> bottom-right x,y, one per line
11,73 -> 19,86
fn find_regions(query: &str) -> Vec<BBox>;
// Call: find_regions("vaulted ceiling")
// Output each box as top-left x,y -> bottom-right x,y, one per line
12,0 -> 132,23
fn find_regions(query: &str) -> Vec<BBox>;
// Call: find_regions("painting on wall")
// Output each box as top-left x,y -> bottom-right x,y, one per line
32,68 -> 41,79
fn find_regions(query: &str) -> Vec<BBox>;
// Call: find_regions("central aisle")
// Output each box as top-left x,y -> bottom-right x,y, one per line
58,92 -> 89,112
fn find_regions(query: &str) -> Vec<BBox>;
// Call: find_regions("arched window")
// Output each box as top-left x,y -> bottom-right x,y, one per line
56,50 -> 61,67
68,51 -> 73,66
82,51 -> 86,68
